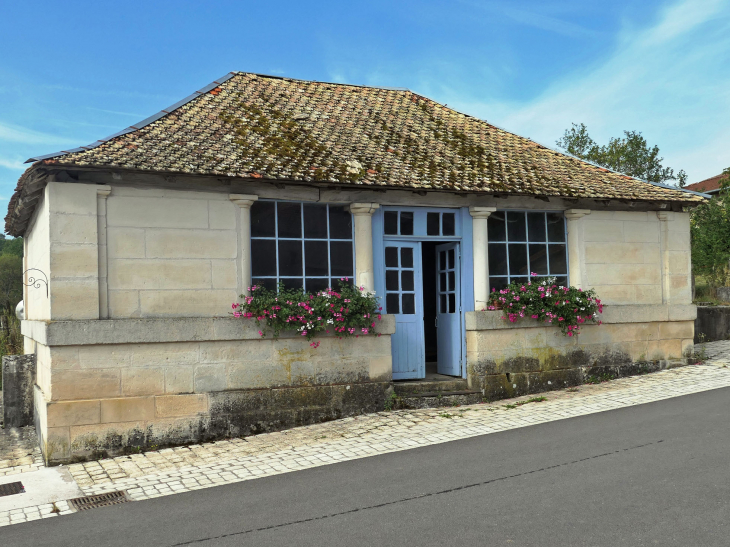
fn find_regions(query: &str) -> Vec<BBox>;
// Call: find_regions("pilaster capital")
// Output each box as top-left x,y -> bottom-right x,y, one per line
229,194 -> 259,209
468,206 -> 497,219
564,209 -> 591,221
656,211 -> 670,221
96,185 -> 112,198
348,203 -> 380,216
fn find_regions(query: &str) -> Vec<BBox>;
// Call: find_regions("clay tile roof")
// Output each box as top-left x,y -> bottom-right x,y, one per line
5,72 -> 706,235
685,173 -> 727,194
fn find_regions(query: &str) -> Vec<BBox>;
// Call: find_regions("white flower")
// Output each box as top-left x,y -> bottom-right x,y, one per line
327,319 -> 334,324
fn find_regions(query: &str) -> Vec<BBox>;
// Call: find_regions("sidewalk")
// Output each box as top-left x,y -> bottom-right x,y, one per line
1,341 -> 729,527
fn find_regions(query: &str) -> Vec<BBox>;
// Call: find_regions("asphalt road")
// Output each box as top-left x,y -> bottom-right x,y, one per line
3,387 -> 729,547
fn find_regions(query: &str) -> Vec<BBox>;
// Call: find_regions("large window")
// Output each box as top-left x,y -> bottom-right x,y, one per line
488,211 -> 567,291
250,201 -> 354,292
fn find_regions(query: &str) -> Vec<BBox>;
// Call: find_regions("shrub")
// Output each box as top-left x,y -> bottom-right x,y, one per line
486,274 -> 603,336
233,279 -> 382,348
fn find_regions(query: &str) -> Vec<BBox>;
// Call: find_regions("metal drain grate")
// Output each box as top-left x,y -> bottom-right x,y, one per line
69,491 -> 130,511
0,482 -> 25,497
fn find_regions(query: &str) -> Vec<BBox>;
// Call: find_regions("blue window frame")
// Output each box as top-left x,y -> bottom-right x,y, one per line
487,211 -> 568,291
250,201 -> 354,292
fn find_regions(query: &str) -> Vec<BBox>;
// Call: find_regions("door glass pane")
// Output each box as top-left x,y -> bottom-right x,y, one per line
488,243 -> 507,275
489,277 -> 508,292
401,247 -> 413,268
548,244 -> 567,274
277,203 -> 301,238
400,212 -> 414,235
508,243 -> 528,275
328,206 -> 353,239
488,211 -> 506,241
386,270 -> 399,291
527,212 -> 546,242
252,239 -> 277,276
280,278 -> 303,290
384,211 -> 398,235
304,241 -> 328,276
306,277 -> 329,293
447,249 -> 454,269
440,294 -> 447,313
402,293 -> 415,314
529,244 -> 548,275
507,212 -> 526,242
439,251 -> 446,270
547,213 -> 565,242
330,241 -> 353,276
448,271 -> 455,291
442,213 -> 455,236
385,247 -> 398,267
440,272 -> 447,292
386,293 -> 399,314
427,213 -> 440,236
448,293 -> 456,314
251,278 -> 277,291
251,202 -> 275,237
303,204 -> 328,238
401,270 -> 414,291
278,240 -> 303,276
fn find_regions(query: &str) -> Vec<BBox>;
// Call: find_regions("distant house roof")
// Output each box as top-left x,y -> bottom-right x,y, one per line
685,173 -> 727,195
6,72 -> 706,235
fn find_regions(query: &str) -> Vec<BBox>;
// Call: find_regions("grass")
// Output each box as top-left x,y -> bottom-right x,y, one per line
503,396 -> 548,410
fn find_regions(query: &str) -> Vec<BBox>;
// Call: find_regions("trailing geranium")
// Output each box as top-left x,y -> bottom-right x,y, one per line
485,273 -> 603,336
232,279 -> 382,348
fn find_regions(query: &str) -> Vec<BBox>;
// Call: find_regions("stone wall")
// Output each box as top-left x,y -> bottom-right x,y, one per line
466,304 -> 695,400
22,316 -> 394,464
694,306 -> 730,343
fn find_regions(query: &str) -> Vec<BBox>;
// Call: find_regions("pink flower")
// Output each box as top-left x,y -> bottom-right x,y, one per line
231,303 -> 239,309
258,330 -> 263,336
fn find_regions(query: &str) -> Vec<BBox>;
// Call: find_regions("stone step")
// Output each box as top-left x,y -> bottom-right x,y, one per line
394,389 -> 484,409
393,378 -> 470,395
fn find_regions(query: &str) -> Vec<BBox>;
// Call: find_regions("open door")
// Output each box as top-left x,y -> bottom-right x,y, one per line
435,242 -> 462,376
385,242 -> 425,380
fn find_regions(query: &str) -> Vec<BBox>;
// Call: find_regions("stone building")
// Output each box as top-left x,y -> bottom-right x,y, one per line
5,72 -> 707,464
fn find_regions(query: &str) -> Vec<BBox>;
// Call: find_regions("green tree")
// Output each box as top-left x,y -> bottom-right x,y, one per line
0,254 -> 23,314
556,123 -> 687,186
691,168 -> 730,292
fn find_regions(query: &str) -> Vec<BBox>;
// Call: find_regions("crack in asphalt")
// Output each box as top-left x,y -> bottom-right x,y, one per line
169,439 -> 664,546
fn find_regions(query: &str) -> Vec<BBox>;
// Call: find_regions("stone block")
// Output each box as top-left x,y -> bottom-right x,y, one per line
107,196 -> 209,229
46,400 -> 101,428
140,289 -> 238,317
100,397 -> 155,423
122,367 -> 165,396
165,366 -> 195,394
681,338 -> 694,357
50,278 -> 100,320
50,244 -> 98,277
668,251 -> 690,275
49,213 -> 97,244
226,361 -> 289,390
51,369 -> 121,401
584,242 -> 649,264
586,263 -> 660,286
155,394 -> 208,418
109,259 -> 212,290
107,227 -> 146,258
583,221 -> 623,242
208,200 -> 236,229
634,285 -> 663,305
45,426 -> 71,463
69,421 -> 147,457
314,358 -> 370,385
624,221 -> 659,242
667,232 -> 690,251
587,284 -> 634,305
658,321 -> 693,340
668,304 -> 696,322
78,344 -> 132,368
2,354 -> 37,428
108,290 -> 141,318
48,346 -> 80,370
212,260 -> 238,289
368,356 -> 392,382
48,181 -> 98,214
200,340 -> 273,363
131,342 -> 200,367
194,364 -> 227,392
145,229 -> 237,259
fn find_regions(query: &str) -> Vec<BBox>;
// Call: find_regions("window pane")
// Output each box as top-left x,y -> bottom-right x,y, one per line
386,270 -> 399,291
448,271 -> 455,291
328,206 -> 353,239
439,251 -> 446,270
304,241 -> 328,276
401,270 -> 414,291
440,294 -> 447,313
529,244 -> 548,275
427,213 -> 440,236
332,277 -> 353,289
488,212 -> 506,241
330,241 -> 353,276
251,278 -> 277,291
401,247 -> 413,268
402,293 -> 415,314
548,244 -> 567,274
277,203 -> 301,238
384,211 -> 398,235
385,247 -> 398,268
280,278 -> 303,290
554,276 -> 568,287
511,276 -> 529,287
442,213 -> 455,236
251,202 -> 275,237
303,204 -> 328,238
507,212 -> 526,242
527,212 -> 546,242
489,277 -> 508,292
448,293 -> 456,314
278,240 -> 303,276
509,243 -> 528,275
440,272 -> 447,292
306,277 -> 329,293
547,213 -> 565,242
400,212 -> 414,235
252,239 -> 277,276
488,243 -> 507,275
448,249 -> 454,269
386,293 -> 399,314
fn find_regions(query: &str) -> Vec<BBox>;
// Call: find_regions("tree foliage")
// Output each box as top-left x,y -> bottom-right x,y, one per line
556,123 -> 687,186
0,235 -> 23,314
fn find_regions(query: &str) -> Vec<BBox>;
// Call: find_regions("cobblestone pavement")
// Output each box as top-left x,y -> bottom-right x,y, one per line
0,427 -> 44,478
1,341 -> 729,527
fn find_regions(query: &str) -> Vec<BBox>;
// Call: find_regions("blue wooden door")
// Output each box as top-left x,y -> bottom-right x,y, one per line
436,242 -> 462,376
385,242 -> 425,380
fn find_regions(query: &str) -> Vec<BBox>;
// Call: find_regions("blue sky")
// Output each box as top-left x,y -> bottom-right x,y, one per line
1,0 -> 728,222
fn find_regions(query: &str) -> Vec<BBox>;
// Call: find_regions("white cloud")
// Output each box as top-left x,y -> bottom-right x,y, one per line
444,0 -> 730,183
0,121 -> 79,146
0,157 -> 26,170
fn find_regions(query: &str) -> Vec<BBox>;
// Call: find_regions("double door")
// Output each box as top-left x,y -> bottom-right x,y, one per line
385,241 -> 462,380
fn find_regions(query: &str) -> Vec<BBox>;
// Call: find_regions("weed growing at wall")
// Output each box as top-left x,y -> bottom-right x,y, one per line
233,280 -> 381,347
486,274 -> 603,336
